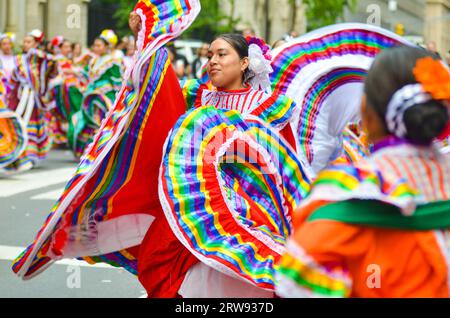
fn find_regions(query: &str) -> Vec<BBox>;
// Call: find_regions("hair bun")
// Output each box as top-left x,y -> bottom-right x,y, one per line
403,101 -> 449,144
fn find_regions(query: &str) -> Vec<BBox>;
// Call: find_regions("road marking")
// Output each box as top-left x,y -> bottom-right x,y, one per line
0,245 -> 117,269
30,189 -> 64,200
0,167 -> 76,198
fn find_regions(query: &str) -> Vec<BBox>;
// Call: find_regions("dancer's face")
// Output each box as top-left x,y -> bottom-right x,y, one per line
60,41 -> 72,58
93,39 -> 108,56
73,44 -> 82,57
0,38 -> 13,55
23,36 -> 37,53
206,38 -> 249,90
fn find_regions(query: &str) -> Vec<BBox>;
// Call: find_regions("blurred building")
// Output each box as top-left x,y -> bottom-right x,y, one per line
342,0 -> 449,56
220,0 -> 307,44
424,0 -> 450,56
343,0 -> 425,37
1,0 -> 448,56
0,0 -> 90,47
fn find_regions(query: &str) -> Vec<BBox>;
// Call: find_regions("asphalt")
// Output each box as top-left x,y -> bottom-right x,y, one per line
0,149 -> 146,298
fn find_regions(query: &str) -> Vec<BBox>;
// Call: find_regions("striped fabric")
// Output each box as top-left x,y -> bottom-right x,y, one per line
12,0 -> 201,280
23,110 -> 53,164
179,77 -> 213,110
249,93 -> 296,129
4,50 -> 55,170
159,106 -> 311,289
44,55 -> 84,122
276,142 -> 450,297
11,50 -> 56,110
0,107 -> 28,169
276,240 -> 352,298
372,146 -> 450,204
67,55 -> 123,158
334,123 -> 369,165
201,86 -> 268,114
44,67 -> 83,148
270,23 -> 413,173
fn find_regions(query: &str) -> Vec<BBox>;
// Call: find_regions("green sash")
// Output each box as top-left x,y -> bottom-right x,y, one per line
307,199 -> 450,231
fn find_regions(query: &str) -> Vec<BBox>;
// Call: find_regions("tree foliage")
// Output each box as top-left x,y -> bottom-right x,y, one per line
95,0 -> 355,40
95,0 -> 135,37
298,0 -> 358,31
182,0 -> 240,42
96,0 -> 239,42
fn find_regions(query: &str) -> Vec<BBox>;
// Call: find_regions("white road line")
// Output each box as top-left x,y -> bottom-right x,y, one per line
30,189 -> 64,200
0,167 -> 76,198
0,245 -> 117,269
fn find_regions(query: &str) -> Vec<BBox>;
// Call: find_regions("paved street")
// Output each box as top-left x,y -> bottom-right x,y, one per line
0,149 -> 146,298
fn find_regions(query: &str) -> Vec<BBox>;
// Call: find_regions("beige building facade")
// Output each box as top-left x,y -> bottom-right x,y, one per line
220,0 -> 307,44
222,0 -> 449,56
425,0 -> 450,55
344,0 -> 449,55
0,0 -> 90,47
343,0 -> 425,37
1,0 -> 448,56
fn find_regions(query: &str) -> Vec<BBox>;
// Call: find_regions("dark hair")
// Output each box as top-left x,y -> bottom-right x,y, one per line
216,33 -> 248,59
167,44 -> 177,56
364,46 -> 449,145
94,37 -> 110,47
215,33 -> 252,82
59,39 -> 71,48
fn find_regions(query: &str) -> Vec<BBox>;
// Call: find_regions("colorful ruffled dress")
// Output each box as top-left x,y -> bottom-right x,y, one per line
181,78 -> 300,150
67,53 -> 122,158
12,0 -> 312,299
0,69 -> 27,170
0,52 -> 16,81
140,87 -> 311,297
12,2 -> 428,299
12,0 -> 204,281
276,138 -> 450,298
270,23 -> 414,175
43,54 -> 85,146
3,49 -> 55,171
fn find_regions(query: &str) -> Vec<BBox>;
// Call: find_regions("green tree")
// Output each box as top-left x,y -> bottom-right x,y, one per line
182,0 -> 240,41
96,0 -> 135,37
96,0 -> 239,41
292,0 -> 358,31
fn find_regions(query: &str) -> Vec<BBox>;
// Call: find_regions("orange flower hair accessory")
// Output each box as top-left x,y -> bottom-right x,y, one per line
413,57 -> 450,101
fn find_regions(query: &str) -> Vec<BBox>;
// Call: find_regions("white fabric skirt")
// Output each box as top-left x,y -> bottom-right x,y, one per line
178,262 -> 275,298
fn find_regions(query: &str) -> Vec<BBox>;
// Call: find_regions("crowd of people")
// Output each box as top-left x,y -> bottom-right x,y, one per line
0,28 -> 139,170
3,0 -> 450,299
0,24 -> 309,172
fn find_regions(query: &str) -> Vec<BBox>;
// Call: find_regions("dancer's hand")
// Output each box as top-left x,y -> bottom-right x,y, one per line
129,12 -> 142,37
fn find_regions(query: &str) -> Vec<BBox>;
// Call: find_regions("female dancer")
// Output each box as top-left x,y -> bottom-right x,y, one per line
44,36 -> 85,147
4,30 -> 54,171
276,46 -> 450,298
178,33 -> 298,148
0,34 -> 16,81
131,19 -> 307,298
68,34 -> 123,158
